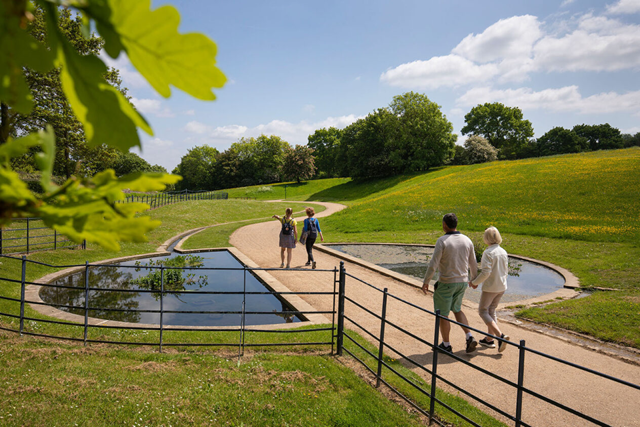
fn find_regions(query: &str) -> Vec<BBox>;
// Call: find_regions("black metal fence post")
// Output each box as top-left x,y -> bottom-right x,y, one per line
336,261 -> 346,356
54,229 -> 57,250
515,340 -> 526,427
331,266 -> 337,355
26,218 -> 30,254
83,261 -> 89,346
159,266 -> 164,353
376,288 -> 388,388
429,310 -> 441,425
0,226 -> 3,255
19,256 -> 27,336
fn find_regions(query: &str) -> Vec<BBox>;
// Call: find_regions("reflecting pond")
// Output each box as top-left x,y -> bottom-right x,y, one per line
326,244 -> 566,303
40,251 -> 301,326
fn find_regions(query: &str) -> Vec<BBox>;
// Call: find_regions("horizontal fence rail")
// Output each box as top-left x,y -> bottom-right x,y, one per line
0,257 -> 638,426
0,218 -> 85,255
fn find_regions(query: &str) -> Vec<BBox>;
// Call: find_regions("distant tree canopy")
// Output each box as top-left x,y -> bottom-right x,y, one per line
111,152 -> 167,177
622,132 -> 640,147
281,145 -> 316,183
573,124 -> 624,151
309,92 -> 456,179
173,145 -> 219,191
461,102 -> 534,160
536,127 -> 589,156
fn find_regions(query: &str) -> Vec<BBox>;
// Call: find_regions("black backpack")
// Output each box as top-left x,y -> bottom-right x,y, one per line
281,218 -> 294,235
307,218 -> 318,236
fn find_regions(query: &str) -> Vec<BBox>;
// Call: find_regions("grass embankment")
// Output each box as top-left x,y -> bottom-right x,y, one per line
225,148 -> 640,348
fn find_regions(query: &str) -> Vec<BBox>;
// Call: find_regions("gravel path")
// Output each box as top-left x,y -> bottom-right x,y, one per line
230,201 -> 640,427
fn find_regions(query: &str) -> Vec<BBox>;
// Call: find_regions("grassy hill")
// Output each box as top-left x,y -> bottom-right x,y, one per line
226,148 -> 640,348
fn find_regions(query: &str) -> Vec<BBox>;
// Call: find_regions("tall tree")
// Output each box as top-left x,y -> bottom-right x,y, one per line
281,145 -> 316,183
307,127 -> 342,178
573,124 -> 624,151
12,7 -> 127,178
173,145 -> 219,190
461,102 -> 534,159
111,151 -> 167,177
537,127 -> 589,156
388,92 -> 456,172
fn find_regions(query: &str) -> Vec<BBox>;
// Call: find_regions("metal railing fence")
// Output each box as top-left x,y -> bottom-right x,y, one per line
0,255 -> 337,356
335,264 -> 640,427
0,218 -> 86,255
120,189 -> 228,210
0,258 -> 638,426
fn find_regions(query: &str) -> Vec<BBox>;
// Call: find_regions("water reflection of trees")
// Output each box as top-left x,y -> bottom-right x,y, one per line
272,302 -> 297,323
40,266 -> 141,323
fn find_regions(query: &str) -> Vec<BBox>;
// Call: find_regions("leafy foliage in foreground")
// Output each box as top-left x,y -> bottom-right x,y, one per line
0,0 -> 225,250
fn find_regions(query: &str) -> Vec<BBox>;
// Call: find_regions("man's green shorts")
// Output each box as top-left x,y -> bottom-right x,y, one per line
433,282 -> 468,317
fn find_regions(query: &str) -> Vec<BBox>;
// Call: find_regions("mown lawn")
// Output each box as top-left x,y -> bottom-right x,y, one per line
223,148 -> 640,348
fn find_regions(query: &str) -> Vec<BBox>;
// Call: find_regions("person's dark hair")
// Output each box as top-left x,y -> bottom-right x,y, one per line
443,213 -> 458,229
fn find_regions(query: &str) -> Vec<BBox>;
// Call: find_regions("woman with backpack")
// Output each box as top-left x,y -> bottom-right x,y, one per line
272,208 -> 297,268
301,207 -> 324,269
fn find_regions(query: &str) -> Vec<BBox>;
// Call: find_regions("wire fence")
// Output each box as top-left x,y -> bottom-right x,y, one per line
0,258 -> 638,426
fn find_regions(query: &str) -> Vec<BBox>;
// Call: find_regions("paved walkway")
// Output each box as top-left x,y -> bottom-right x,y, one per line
230,201 -> 640,427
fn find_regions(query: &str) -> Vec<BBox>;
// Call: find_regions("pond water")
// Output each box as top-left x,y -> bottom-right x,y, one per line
40,250 -> 301,326
326,244 -> 566,303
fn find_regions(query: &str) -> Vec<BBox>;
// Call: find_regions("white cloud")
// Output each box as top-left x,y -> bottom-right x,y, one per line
146,138 -> 173,148
184,115 -> 364,147
381,10 -> 640,89
533,16 -> 640,72
302,104 -> 316,113
380,55 -> 499,89
131,97 -> 174,118
606,0 -> 640,14
355,76 -> 361,81
561,0 -> 576,6
622,126 -> 640,134
185,120 -> 211,134
457,86 -> 640,114
452,15 -> 542,63
211,125 -> 249,139
184,110 -> 196,116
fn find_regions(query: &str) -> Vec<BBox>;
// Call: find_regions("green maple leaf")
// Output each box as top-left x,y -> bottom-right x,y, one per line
80,0 -> 226,100
0,1 -> 55,113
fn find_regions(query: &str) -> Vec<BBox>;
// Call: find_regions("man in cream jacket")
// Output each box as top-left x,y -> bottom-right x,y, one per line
422,213 -> 478,354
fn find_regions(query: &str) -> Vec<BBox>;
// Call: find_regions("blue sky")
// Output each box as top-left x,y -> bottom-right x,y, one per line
103,0 -> 640,171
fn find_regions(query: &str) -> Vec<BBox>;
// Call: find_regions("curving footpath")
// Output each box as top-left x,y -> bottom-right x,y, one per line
230,201 -> 640,427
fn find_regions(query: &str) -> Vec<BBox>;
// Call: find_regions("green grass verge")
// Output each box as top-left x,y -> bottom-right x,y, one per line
0,326 -> 506,427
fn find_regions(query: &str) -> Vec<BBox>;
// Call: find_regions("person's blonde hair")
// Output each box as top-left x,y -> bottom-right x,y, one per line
483,226 -> 502,245
285,207 -> 293,216
305,207 -> 315,217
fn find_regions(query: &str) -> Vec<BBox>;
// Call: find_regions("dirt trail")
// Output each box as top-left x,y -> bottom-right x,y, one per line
230,201 -> 640,427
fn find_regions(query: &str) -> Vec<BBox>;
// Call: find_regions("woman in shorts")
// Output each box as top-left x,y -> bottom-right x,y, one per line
272,208 -> 297,268
470,226 -> 510,352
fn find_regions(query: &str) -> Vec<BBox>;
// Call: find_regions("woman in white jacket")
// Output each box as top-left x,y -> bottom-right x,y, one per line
470,227 -> 511,352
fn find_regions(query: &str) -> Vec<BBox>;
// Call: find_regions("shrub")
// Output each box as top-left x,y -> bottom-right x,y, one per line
463,135 -> 498,164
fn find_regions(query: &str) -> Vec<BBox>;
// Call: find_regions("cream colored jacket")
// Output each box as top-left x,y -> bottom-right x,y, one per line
471,244 -> 508,293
